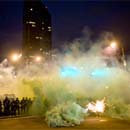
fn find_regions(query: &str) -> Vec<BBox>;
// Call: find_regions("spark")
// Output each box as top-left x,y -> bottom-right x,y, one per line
87,98 -> 105,113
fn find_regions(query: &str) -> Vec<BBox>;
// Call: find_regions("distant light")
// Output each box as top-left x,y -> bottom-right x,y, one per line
11,54 -> 18,62
32,24 -> 36,27
40,48 -> 43,51
48,26 -> 51,31
35,36 -> 42,40
110,41 -> 117,49
105,86 -> 109,89
123,60 -> 127,67
35,36 -> 39,39
35,56 -> 41,62
91,68 -> 109,78
60,66 -> 81,78
11,53 -> 22,62
29,21 -> 36,24
40,37 -> 43,40
30,8 -> 33,11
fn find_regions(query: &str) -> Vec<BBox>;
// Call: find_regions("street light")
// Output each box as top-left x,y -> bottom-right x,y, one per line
110,41 -> 126,67
12,54 -> 18,62
110,41 -> 117,49
10,53 -> 22,62
35,56 -> 42,62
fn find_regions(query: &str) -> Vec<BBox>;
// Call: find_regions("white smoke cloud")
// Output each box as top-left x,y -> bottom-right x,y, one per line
0,28 -> 130,126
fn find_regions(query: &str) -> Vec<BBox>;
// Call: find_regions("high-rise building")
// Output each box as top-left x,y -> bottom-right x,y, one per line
23,0 -> 52,57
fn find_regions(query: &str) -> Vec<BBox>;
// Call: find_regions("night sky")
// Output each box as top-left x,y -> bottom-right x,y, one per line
0,0 -> 130,59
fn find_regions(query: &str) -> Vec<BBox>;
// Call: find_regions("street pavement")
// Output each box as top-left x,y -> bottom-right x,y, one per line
0,116 -> 130,130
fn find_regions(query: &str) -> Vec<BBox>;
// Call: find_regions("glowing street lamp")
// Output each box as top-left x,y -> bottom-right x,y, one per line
110,41 -> 117,49
11,53 -> 22,62
110,41 -> 126,67
35,56 -> 42,62
12,54 -> 18,62
102,41 -> 118,57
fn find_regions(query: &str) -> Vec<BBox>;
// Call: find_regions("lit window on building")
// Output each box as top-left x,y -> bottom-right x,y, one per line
30,8 -> 33,11
26,21 -> 29,24
35,36 -> 43,40
40,48 -> 43,51
42,22 -> 44,24
48,26 -> 51,31
35,36 -> 39,39
29,21 -> 36,24
40,37 -> 43,39
32,24 -> 36,27
42,27 -> 44,30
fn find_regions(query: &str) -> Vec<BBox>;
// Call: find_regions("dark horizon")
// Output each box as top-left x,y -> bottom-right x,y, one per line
0,1 -> 130,59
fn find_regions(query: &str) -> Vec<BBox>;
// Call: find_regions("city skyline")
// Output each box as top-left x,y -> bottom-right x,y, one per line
0,1 -> 130,59
23,0 -> 52,57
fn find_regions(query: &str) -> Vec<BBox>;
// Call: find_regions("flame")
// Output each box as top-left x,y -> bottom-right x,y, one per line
87,98 -> 105,113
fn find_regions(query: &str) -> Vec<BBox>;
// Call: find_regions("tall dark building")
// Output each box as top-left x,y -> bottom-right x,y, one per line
23,0 -> 52,57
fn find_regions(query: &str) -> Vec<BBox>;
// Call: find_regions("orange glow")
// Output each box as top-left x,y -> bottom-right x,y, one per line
87,98 -> 105,113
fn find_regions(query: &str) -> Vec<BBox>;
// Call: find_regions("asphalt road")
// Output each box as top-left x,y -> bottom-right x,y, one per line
0,116 -> 130,130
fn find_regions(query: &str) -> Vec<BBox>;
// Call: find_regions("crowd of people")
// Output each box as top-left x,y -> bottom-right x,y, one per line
0,97 -> 33,116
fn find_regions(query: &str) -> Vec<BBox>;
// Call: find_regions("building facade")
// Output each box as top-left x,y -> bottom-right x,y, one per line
23,0 -> 52,57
